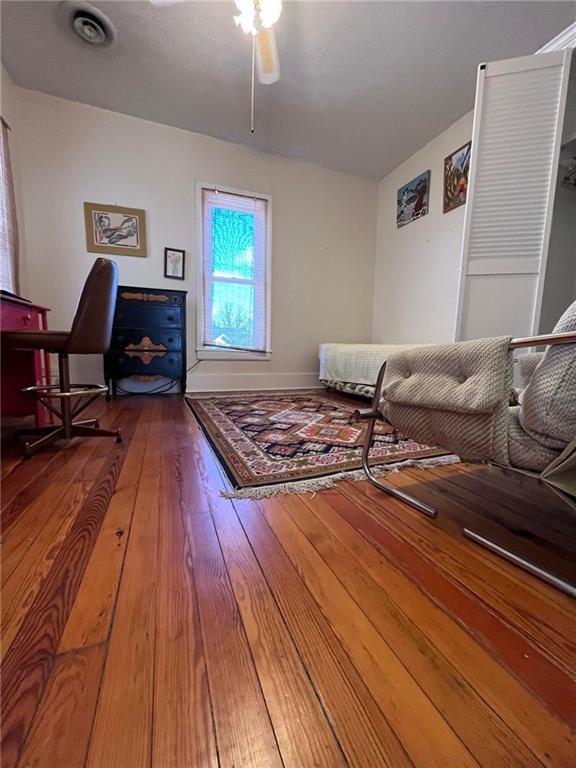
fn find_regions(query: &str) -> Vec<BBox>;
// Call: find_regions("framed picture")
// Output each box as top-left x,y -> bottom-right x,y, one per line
397,170 -> 430,228
84,202 -> 147,257
444,141 -> 471,213
164,247 -> 185,280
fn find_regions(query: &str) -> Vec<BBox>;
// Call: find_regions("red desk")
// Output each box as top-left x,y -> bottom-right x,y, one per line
1,294 -> 51,426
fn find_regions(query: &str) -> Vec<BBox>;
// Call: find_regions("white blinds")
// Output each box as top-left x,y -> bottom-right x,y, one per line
201,188 -> 270,353
0,120 -> 19,294
455,50 -> 570,340
466,55 -> 566,265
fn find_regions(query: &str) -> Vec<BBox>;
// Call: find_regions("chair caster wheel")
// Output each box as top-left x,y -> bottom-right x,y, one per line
95,421 -> 100,428
116,434 -> 123,444
23,453 -> 32,461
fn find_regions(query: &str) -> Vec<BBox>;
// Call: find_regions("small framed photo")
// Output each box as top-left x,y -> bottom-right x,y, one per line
164,247 -> 185,280
444,141 -> 471,213
84,202 -> 147,257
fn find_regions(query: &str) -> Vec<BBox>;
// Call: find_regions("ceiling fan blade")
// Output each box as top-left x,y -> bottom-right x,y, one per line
256,27 -> 280,85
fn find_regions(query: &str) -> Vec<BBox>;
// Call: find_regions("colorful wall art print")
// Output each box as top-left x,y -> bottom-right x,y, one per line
397,171 -> 430,228
444,141 -> 471,213
84,202 -> 147,257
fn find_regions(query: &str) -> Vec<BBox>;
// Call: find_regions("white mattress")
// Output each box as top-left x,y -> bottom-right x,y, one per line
319,343 -> 424,387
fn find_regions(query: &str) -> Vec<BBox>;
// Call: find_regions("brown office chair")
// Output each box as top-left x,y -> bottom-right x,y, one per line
2,258 -> 122,457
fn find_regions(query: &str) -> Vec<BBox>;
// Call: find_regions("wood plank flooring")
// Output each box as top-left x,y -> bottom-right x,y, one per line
1,394 -> 575,768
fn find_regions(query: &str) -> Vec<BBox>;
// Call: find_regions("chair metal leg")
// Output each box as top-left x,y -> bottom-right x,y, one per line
17,351 -> 119,457
19,420 -> 98,440
23,427 -> 66,458
361,416 -> 437,519
20,423 -> 121,456
464,529 -> 576,599
352,359 -> 437,519
59,353 -> 73,439
73,418 -> 99,428
70,424 -> 122,442
19,424 -> 63,436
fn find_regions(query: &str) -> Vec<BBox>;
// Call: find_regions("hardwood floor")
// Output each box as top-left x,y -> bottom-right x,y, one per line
1,395 -> 575,768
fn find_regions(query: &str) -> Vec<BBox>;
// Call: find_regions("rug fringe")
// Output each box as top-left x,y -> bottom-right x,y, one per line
220,454 -> 460,500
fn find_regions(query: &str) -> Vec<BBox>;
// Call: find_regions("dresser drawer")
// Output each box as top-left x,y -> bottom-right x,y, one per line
107,352 -> 183,378
113,304 -> 183,329
1,303 -> 41,331
109,329 -> 182,352
117,289 -> 184,307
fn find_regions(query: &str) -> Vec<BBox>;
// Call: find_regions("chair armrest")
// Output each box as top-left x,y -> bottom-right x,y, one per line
383,337 -> 513,414
510,331 -> 576,349
381,337 -> 514,464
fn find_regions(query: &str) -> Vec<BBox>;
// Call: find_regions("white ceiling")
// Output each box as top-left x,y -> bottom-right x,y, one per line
2,1 -> 575,178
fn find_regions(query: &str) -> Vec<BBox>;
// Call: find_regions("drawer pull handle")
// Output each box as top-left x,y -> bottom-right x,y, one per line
23,313 -> 32,325
167,315 -> 174,322
168,337 -> 174,343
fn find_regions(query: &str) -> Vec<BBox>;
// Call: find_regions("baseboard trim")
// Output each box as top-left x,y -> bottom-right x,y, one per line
186,372 -> 322,392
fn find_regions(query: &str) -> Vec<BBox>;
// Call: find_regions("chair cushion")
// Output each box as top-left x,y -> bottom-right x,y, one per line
382,336 -> 513,465
508,407 -> 560,472
1,330 -> 70,352
382,336 -> 513,414
518,301 -> 576,450
516,351 -> 544,389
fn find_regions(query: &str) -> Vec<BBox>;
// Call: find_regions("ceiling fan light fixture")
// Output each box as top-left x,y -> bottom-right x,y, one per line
259,0 -> 282,29
256,27 -> 280,84
234,0 -> 282,35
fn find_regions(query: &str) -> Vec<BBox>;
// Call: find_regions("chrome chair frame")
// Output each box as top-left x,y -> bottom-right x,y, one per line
352,331 -> 576,597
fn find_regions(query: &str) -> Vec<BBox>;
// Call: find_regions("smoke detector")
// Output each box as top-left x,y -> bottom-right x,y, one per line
64,2 -> 115,46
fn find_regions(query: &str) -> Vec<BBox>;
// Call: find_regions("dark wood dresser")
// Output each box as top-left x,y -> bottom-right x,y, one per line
104,286 -> 187,396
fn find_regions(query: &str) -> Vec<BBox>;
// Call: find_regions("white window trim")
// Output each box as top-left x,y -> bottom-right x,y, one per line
195,181 -> 272,361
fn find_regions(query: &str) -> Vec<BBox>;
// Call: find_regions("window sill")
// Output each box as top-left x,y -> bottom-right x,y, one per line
196,348 -> 272,361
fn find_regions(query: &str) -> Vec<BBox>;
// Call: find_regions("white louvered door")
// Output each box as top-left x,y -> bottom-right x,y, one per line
454,49 -> 572,341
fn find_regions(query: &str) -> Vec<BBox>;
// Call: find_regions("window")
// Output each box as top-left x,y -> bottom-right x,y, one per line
0,118 -> 19,294
196,184 -> 271,359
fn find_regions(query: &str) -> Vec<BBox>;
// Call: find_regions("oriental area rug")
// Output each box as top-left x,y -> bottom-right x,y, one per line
185,390 -> 457,499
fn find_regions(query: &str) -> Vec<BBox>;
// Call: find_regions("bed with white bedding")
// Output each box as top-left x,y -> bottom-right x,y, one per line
319,343 -> 424,398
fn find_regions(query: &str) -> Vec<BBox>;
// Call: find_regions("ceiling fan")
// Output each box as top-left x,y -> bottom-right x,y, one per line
150,0 -> 281,84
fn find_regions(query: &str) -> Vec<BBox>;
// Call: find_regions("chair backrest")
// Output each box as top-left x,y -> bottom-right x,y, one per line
519,300 -> 576,449
67,258 -> 119,354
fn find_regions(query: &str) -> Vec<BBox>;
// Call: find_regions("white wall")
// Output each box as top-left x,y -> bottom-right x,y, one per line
3,83 -> 377,391
371,111 -> 473,343
1,65 -> 18,127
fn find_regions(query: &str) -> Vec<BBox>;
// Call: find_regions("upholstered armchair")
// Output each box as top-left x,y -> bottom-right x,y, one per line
354,301 -> 576,594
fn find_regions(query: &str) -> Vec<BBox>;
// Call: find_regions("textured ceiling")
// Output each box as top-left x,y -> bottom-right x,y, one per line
2,1 -> 575,178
